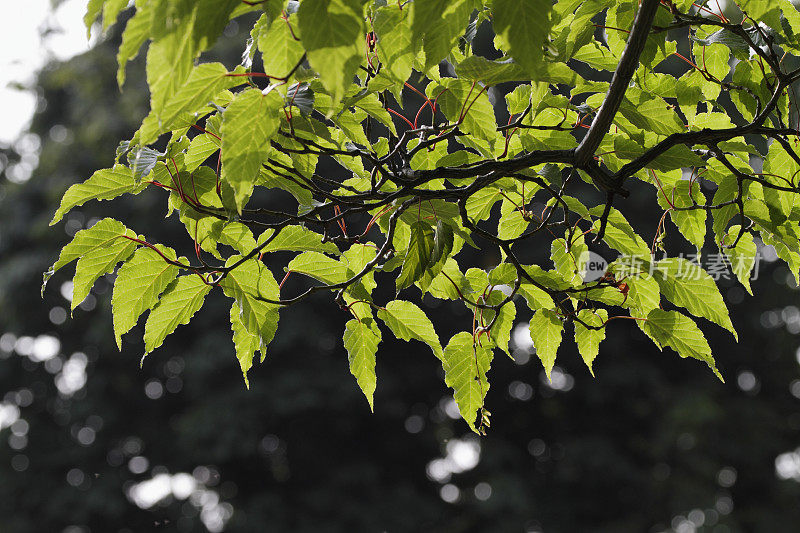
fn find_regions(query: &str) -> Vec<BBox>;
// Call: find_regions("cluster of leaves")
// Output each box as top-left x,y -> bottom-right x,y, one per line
43,0 -> 800,433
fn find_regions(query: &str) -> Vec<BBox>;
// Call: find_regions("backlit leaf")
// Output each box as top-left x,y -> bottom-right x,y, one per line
574,309 -> 608,376
220,257 -> 281,350
221,88 -> 282,212
51,165 -> 147,225
441,332 -> 493,433
343,318 -> 381,411
492,0 -> 553,78
297,0 -> 365,105
143,275 -> 212,359
640,309 -> 721,379
530,308 -> 563,380
112,244 -> 181,349
378,300 -> 443,358
653,258 -> 736,339
396,221 -> 434,292
230,302 -> 262,389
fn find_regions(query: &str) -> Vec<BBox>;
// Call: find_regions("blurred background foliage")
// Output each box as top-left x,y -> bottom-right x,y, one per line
2,10 -> 800,533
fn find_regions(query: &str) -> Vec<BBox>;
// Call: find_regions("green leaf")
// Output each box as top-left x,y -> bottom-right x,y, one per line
647,145 -> 706,171
722,226 -> 757,295
522,264 -> 572,291
396,221 -> 434,292
418,221 -> 455,293
761,141 -> 798,222
589,207 -> 652,259
218,222 -> 257,255
640,309 -> 721,379
84,0 -> 105,36
184,133 -> 220,172
519,282 -> 555,311
700,43 -> 731,81
377,300 -> 443,358
145,37 -> 194,128
220,257 -> 281,350
297,0 -> 365,106
574,309 -> 608,376
287,251 -> 351,285
456,56 -> 532,86
373,5 -> 413,87
230,303 -> 262,389
112,244 -> 181,350
101,0 -> 129,31
343,318 -> 381,411
491,299 -> 516,357
258,15 -> 305,79
711,175 -> 738,239
168,168 -> 228,258
653,257 -> 736,339
424,258 -> 470,300
411,0 -> 474,73
441,332 -> 493,433
143,275 -> 212,359
258,226 -> 340,255
356,94 -> 397,135
619,91 -> 684,136
430,220 -> 455,266
627,274 -> 661,316
45,219 -> 135,292
530,308 -> 563,380
656,180 -> 707,252
160,63 -> 235,130
116,3 -> 151,86
258,166 -> 314,207
497,208 -> 530,241
51,165 -> 147,225
73,238 -> 139,312
343,244 -> 378,293
551,234 -> 589,285
144,1 -> 240,119
465,186 -> 503,222
221,88 -> 282,212
573,41 -> 619,71
429,78 -> 500,147
492,0 -> 553,78
85,0 -> 128,35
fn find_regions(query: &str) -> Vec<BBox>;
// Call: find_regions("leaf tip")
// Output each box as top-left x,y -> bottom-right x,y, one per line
41,272 -> 52,298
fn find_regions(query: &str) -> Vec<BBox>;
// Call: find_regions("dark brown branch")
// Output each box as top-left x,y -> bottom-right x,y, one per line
574,0 -> 661,168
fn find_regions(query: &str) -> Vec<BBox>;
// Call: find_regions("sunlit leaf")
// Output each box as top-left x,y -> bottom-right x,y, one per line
343,318 -> 381,410
530,308 -> 563,380
112,244 -> 181,350
51,165 -> 147,225
441,332 -> 493,433
143,275 -> 212,359
221,88 -> 282,212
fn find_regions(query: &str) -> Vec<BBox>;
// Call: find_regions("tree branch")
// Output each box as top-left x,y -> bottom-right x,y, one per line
574,0 -> 661,168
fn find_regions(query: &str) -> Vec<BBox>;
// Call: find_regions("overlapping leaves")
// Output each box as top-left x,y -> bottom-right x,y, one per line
42,0 -> 800,432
